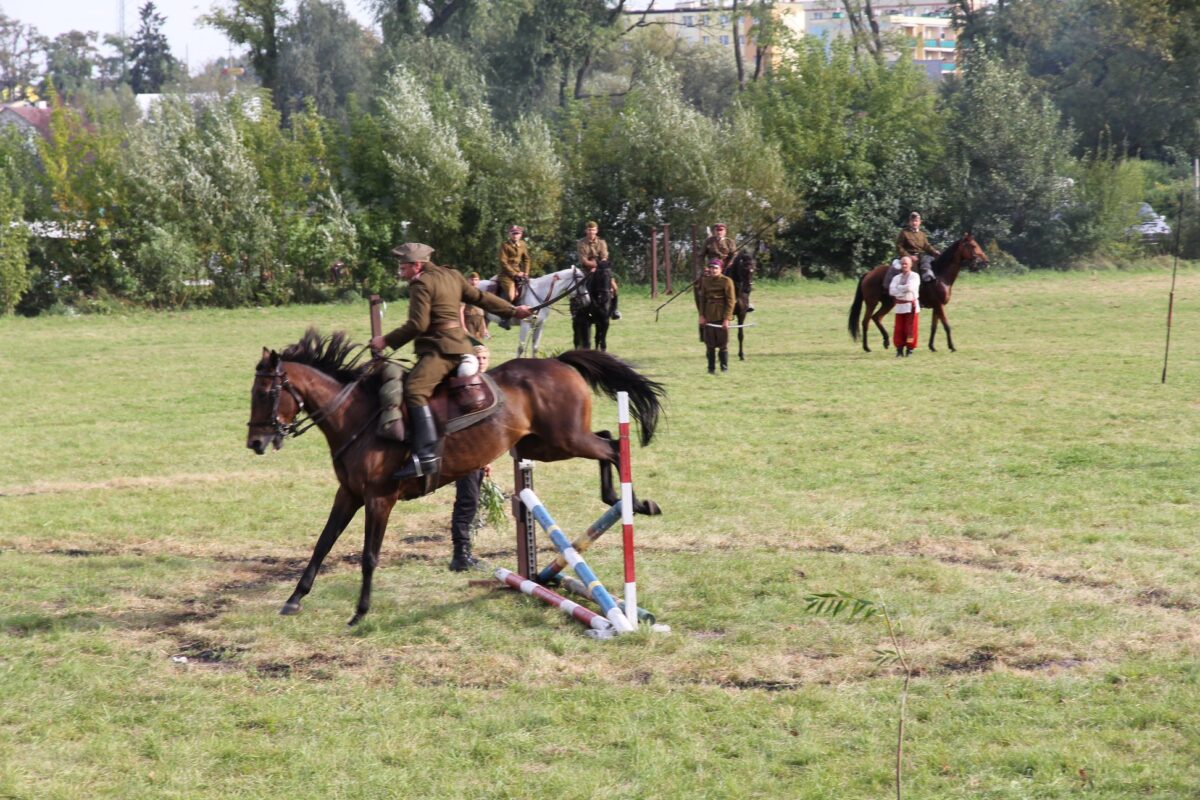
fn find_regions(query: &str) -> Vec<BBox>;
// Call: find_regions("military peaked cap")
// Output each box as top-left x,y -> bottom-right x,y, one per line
391,242 -> 435,263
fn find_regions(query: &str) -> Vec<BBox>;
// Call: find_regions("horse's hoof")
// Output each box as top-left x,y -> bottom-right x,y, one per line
637,499 -> 662,516
948,346 -> 956,353
280,602 -> 301,616
738,354 -> 745,361
929,346 -> 937,352
348,611 -> 365,626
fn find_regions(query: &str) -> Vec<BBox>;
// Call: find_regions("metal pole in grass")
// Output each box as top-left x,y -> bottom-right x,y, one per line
1162,190 -> 1186,384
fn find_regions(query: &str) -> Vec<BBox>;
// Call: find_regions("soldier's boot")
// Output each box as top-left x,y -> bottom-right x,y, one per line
707,350 -> 716,374
610,294 -> 621,320
719,350 -> 729,372
393,404 -> 441,480
448,535 -> 478,572
919,256 -> 936,283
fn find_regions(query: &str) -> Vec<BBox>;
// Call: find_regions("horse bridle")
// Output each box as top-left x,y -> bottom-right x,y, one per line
525,268 -> 585,314
248,358 -> 370,441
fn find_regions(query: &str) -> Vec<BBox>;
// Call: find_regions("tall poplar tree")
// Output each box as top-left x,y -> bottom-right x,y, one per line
129,2 -> 179,93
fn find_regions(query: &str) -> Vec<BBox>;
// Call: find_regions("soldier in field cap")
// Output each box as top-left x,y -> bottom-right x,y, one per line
369,243 -> 532,480
576,220 -> 621,319
704,223 -> 735,268
497,225 -> 530,303
694,257 -> 736,374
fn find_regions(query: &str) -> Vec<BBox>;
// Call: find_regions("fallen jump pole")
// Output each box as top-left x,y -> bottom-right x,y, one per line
535,501 -> 623,585
493,567 -> 615,637
559,575 -> 656,625
518,488 -> 636,633
617,392 -> 638,630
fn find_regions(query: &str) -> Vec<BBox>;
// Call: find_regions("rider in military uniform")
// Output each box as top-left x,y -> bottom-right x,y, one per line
369,243 -> 532,480
896,211 -> 939,283
498,225 -> 530,303
694,258 -> 737,374
703,223 -> 736,267
576,221 -> 621,320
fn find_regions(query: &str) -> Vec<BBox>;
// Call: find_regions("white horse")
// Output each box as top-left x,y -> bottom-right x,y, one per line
478,266 -> 585,357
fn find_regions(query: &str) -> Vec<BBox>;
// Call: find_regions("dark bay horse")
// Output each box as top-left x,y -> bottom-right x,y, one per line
848,233 -> 988,353
246,330 -> 665,625
724,252 -> 755,361
570,265 -> 616,351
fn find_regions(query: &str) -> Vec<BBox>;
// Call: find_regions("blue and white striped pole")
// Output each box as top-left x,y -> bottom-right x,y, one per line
518,488 -> 635,633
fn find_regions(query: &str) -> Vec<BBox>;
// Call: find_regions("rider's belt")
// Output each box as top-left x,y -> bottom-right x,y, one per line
430,321 -> 461,332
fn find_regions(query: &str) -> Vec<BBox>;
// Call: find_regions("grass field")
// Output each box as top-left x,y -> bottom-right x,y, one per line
1,266 -> 1198,799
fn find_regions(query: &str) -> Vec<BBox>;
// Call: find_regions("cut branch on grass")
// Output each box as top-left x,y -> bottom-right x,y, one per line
805,591 -> 912,800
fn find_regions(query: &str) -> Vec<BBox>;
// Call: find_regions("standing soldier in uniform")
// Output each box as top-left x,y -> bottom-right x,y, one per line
695,257 -> 737,374
577,221 -> 621,320
462,271 -> 490,341
896,211 -> 939,283
369,243 -> 532,480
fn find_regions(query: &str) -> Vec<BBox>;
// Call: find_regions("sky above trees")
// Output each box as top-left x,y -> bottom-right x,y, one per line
3,0 -> 377,74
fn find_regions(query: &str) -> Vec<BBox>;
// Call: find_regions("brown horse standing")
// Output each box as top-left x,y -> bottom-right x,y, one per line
848,233 -> 988,353
245,330 -> 665,625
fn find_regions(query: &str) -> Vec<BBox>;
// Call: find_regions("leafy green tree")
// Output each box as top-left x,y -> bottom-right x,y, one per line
747,36 -> 942,274
0,14 -> 46,102
942,48 -> 1077,266
0,181 -> 29,313
129,2 -> 180,93
203,0 -> 286,107
276,0 -> 375,121
42,30 -> 101,98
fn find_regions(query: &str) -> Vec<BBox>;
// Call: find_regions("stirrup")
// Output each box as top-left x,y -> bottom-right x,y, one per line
393,454 -> 440,481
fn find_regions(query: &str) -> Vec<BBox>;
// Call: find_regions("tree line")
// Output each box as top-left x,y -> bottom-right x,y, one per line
0,0 -> 1197,315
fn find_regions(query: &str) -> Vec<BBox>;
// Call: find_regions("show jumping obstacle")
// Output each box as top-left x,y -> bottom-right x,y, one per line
486,391 -> 665,638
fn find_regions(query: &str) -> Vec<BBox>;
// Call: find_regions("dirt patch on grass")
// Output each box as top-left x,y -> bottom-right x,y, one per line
0,469 -> 325,497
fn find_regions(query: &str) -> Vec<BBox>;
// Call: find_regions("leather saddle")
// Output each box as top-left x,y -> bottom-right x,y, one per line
402,371 -> 505,436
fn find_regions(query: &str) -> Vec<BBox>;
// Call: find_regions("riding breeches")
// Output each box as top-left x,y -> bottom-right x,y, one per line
496,276 -> 516,302
702,326 -> 729,351
404,352 -> 460,406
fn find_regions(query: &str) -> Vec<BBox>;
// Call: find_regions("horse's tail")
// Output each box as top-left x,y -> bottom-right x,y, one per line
848,275 -> 864,341
555,350 -> 665,446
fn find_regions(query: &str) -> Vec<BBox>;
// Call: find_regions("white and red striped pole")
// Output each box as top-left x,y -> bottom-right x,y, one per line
617,392 -> 637,629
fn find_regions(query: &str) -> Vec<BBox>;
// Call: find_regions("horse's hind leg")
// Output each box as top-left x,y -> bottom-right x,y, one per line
934,306 -> 954,352
282,486 -> 362,615
597,432 -> 661,516
595,317 -> 610,352
871,305 -> 891,352
738,320 -> 745,361
861,301 -> 877,352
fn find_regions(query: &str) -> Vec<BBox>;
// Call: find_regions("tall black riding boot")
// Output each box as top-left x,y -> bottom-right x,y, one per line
707,350 -> 716,374
719,350 -> 729,372
393,404 -> 441,480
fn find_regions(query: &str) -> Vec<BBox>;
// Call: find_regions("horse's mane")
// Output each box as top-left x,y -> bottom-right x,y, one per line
931,237 -> 964,275
280,328 -> 374,385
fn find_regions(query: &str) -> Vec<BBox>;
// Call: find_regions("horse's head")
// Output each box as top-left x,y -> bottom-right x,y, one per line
246,348 -> 304,455
959,232 -> 989,272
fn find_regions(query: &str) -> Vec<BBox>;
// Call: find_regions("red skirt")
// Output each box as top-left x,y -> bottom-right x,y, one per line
893,311 -> 919,349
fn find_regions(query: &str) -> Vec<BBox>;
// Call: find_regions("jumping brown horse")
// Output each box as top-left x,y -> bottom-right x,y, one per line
246,330 -> 665,625
848,233 -> 988,353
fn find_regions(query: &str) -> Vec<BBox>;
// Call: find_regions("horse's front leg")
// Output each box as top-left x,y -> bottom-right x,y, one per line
349,495 -> 397,626
737,323 -> 745,361
530,315 -> 545,357
928,307 -> 939,352
281,486 -> 362,615
516,321 -> 529,358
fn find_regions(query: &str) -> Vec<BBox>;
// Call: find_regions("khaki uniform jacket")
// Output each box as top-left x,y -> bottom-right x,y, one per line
695,274 -> 736,322
896,227 -> 938,260
704,235 -> 736,266
499,239 -> 530,278
577,237 -> 609,266
383,264 -> 516,357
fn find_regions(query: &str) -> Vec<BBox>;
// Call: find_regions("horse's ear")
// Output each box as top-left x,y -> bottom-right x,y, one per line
268,349 -> 280,366
261,346 -> 271,360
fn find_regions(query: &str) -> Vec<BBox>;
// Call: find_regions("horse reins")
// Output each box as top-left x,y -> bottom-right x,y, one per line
248,351 -> 378,441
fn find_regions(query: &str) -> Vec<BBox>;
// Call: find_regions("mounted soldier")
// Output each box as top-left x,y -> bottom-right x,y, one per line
369,243 -> 532,480
577,220 -> 620,321
705,223 -> 753,312
896,211 -> 940,283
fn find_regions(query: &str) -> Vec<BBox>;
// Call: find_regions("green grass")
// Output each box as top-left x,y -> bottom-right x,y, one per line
1,267 -> 1198,798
